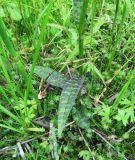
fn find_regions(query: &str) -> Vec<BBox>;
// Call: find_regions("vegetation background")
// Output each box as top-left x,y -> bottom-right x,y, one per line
0,0 -> 135,159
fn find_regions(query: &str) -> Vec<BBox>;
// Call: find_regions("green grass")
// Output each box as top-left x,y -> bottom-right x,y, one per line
0,0 -> 135,159
78,0 -> 89,59
24,0 -> 53,111
108,1 -> 128,69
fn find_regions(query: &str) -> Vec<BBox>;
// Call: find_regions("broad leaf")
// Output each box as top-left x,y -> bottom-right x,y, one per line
7,3 -> 22,21
34,66 -> 68,88
72,106 -> 90,129
0,7 -> 5,17
58,76 -> 85,137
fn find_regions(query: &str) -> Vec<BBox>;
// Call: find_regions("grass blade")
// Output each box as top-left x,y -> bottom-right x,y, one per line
0,124 -> 21,133
0,18 -> 27,92
73,0 -> 83,24
17,60 -> 28,83
24,0 -> 53,108
0,57 -> 18,102
0,86 -> 10,103
110,0 -> 120,45
0,104 -> 20,123
108,2 -> 127,69
0,18 -> 16,56
86,62 -> 105,84
112,67 -> 135,108
78,0 -> 89,59
90,0 -> 97,38
32,5 -> 48,43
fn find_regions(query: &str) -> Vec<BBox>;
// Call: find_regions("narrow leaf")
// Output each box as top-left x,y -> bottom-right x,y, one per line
0,57 -> 18,101
0,104 -> 20,122
73,0 -> 83,24
79,0 -> 89,59
24,0 -> 53,108
108,2 -> 127,68
27,127 -> 45,132
0,124 -> 21,133
0,18 -> 16,56
112,67 -> 135,108
0,86 -> 10,103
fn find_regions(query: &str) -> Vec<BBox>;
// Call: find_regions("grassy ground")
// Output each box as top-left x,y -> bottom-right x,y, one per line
0,0 -> 135,159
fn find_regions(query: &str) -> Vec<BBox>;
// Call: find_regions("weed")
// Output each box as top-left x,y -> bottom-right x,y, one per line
0,0 -> 134,159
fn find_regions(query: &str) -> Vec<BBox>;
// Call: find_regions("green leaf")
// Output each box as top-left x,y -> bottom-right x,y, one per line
27,127 -> 45,132
0,18 -> 16,56
79,150 -> 91,160
125,107 -> 135,123
22,3 -> 30,19
73,0 -> 83,24
7,3 -> 22,21
58,76 -> 85,137
0,124 -> 21,133
87,62 -> 105,84
108,2 -> 127,68
0,104 -> 20,123
24,0 -> 54,109
34,66 -> 68,88
0,7 -> 5,17
78,0 -> 89,59
112,67 -> 135,108
0,18 -> 27,90
49,125 -> 59,160
73,106 -> 90,129
114,108 -> 134,126
0,57 -> 18,101
32,5 -> 48,42
93,16 -> 106,33
99,105 -> 111,117
0,86 -> 10,103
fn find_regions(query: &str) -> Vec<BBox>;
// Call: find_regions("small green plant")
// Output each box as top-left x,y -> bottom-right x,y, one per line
114,91 -> 135,126
79,150 -> 91,160
34,65 -> 85,137
14,99 -> 37,126
98,104 -> 112,128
